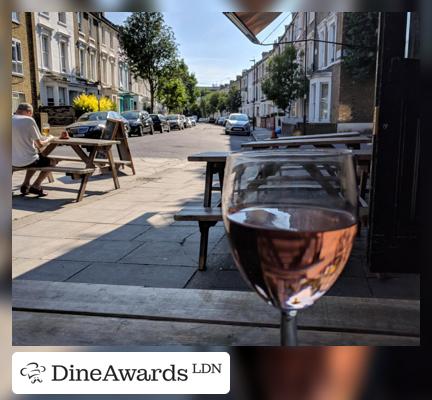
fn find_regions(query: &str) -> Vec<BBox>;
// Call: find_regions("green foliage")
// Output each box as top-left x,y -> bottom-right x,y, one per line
217,92 -> 228,113
119,12 -> 178,112
262,45 -> 307,112
207,91 -> 220,115
72,94 -> 116,117
157,76 -> 188,113
226,86 -> 241,113
343,12 -> 379,81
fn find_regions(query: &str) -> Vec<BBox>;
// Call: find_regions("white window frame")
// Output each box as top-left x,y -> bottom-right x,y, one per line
39,12 -> 50,18
307,32 -> 314,72
58,86 -> 67,105
12,38 -> 24,76
102,57 -> 107,84
58,12 -> 66,25
12,92 -> 25,113
110,31 -> 114,48
89,51 -> 96,81
12,12 -> 20,23
77,12 -> 83,32
309,12 -> 315,23
79,46 -> 86,77
40,33 -> 51,70
46,85 -> 55,106
327,17 -> 337,65
308,77 -> 332,123
318,26 -> 326,69
59,39 -> 68,74
110,60 -> 115,86
88,16 -> 93,37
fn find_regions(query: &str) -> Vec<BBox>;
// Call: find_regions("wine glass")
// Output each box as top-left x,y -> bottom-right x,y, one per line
222,149 -> 358,346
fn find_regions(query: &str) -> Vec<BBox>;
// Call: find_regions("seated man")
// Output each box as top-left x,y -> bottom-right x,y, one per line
12,103 -> 54,197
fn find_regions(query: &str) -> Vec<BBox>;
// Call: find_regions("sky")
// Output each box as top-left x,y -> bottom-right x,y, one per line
106,11 -> 290,86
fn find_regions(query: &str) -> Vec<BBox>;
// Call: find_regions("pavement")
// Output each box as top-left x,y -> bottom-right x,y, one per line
12,123 -> 419,299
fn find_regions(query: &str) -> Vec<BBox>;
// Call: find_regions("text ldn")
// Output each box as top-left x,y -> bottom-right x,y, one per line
52,365 -> 188,382
192,363 -> 222,374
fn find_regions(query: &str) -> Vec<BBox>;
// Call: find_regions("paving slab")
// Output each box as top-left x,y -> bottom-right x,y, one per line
186,267 -> 250,291
15,259 -> 90,281
13,220 -> 94,239
45,239 -> 142,263
121,241 -> 198,267
67,262 -> 196,288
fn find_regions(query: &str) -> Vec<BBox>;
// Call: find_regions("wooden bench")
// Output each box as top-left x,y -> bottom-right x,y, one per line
12,280 -> 420,346
12,166 -> 95,202
48,155 -> 133,170
174,207 -> 223,271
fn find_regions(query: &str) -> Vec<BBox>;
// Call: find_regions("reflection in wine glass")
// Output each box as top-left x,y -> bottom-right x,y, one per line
222,150 -> 358,345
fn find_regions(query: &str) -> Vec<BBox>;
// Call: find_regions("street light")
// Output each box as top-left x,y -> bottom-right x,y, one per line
250,59 -> 256,131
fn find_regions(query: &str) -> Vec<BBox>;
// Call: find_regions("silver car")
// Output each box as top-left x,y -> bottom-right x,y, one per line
225,113 -> 251,135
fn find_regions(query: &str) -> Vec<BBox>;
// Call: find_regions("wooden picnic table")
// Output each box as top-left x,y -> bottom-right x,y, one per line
12,280 -> 420,345
188,149 -> 372,206
43,137 -> 121,201
241,135 -> 372,150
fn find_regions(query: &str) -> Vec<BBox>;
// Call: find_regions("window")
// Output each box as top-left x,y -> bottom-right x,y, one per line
318,28 -> 326,68
110,32 -> 114,48
12,92 -> 25,114
41,34 -> 50,69
307,37 -> 314,71
319,82 -> 330,121
309,78 -> 331,122
58,87 -> 67,105
12,12 -> 20,23
12,39 -> 23,75
59,41 -> 67,73
39,12 -> 49,18
102,58 -> 107,83
309,12 -> 315,22
90,51 -> 96,80
46,86 -> 54,106
111,62 -> 115,86
79,47 -> 85,77
119,64 -> 124,87
88,17 -> 93,37
327,21 -> 336,64
77,12 -> 83,31
102,28 -> 106,44
58,12 -> 66,24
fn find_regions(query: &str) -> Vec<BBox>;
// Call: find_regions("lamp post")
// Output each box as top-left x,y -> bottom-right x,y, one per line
250,59 -> 256,131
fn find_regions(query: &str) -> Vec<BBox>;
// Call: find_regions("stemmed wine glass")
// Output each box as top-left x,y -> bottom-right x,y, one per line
222,149 -> 358,346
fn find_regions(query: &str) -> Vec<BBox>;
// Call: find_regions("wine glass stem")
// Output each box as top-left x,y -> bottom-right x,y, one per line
281,310 -> 298,346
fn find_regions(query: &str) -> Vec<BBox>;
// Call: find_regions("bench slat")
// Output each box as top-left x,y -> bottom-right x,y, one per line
12,280 -> 420,337
13,166 -> 94,174
174,207 -> 222,221
13,311 -> 419,346
48,156 -> 132,165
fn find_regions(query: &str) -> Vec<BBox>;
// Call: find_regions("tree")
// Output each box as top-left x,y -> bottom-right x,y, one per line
262,45 -> 307,114
157,76 -> 188,113
207,92 -> 220,115
72,94 -> 116,117
226,86 -> 241,113
217,92 -> 228,114
167,59 -> 198,114
119,12 -> 178,112
343,12 -> 378,80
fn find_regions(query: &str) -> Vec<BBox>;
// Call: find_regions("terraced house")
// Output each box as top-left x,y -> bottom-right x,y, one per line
239,12 -> 378,133
11,12 -> 39,113
12,11 -> 151,115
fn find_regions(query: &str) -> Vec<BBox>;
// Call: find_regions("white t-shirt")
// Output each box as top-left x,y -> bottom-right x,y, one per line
12,115 -> 43,167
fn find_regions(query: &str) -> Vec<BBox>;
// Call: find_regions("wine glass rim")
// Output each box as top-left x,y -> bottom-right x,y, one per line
229,148 -> 353,159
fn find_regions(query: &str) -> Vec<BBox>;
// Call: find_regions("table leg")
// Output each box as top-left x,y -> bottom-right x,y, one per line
77,174 -> 90,202
204,163 -> 214,207
106,148 -> 120,189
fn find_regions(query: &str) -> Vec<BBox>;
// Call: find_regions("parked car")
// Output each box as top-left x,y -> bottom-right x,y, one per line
66,111 -> 130,139
217,117 -> 227,126
167,114 -> 184,130
188,117 -> 197,126
150,114 -> 170,133
185,117 -> 193,128
208,117 -> 216,123
190,115 -> 198,123
121,110 -> 154,136
225,113 -> 251,135
198,117 -> 209,123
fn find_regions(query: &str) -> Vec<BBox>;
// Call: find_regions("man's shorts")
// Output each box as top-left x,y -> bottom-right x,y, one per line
18,154 -> 52,168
